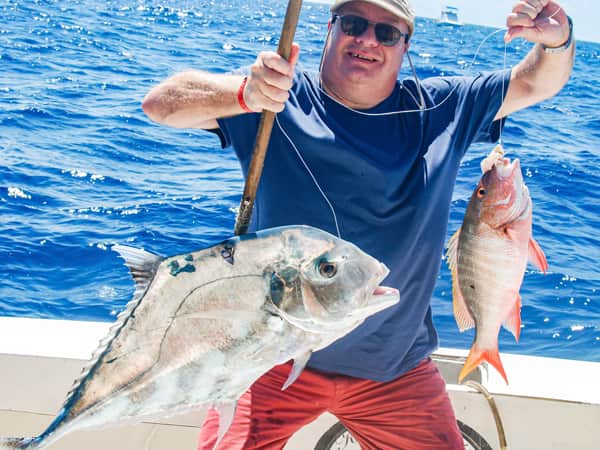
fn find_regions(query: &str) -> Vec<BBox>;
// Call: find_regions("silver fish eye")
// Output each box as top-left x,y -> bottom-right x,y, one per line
318,261 -> 337,278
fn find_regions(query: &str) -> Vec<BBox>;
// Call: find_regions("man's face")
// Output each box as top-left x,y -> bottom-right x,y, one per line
322,1 -> 410,104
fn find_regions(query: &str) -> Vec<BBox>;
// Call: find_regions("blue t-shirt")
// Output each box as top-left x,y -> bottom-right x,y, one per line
215,69 -> 511,382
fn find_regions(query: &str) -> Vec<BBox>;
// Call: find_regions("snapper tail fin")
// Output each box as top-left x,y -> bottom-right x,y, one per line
0,438 -> 38,450
459,344 -> 508,385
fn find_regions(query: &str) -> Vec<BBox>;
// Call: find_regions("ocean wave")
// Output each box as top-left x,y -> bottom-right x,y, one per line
1,0 -> 598,361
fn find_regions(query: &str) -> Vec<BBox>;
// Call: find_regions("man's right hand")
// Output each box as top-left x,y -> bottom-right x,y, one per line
142,43 -> 300,129
243,43 -> 300,113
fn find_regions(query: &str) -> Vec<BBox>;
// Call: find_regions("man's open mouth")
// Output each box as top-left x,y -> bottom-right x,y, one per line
349,52 -> 377,62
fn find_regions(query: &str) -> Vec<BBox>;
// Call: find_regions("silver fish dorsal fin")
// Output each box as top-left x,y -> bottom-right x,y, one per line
59,245 -> 163,413
112,245 -> 163,297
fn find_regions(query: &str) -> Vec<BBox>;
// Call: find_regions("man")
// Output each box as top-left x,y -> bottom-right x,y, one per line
143,0 -> 574,448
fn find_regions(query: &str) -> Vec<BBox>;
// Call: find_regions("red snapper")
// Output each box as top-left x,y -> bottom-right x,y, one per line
446,145 -> 548,384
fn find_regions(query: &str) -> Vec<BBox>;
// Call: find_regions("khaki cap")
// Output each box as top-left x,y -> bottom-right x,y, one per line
330,0 -> 416,36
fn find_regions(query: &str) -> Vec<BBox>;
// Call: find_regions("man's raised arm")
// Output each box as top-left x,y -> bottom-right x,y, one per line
496,0 -> 574,120
142,43 -> 300,129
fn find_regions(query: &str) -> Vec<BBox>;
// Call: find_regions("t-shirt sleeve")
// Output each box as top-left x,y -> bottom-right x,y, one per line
215,112 -> 261,161
422,69 -> 512,156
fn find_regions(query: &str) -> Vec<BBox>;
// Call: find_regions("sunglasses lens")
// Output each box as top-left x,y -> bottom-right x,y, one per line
375,24 -> 401,46
337,15 -> 404,47
340,15 -> 368,37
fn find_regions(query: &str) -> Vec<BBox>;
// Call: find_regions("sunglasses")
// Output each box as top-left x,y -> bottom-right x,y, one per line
332,14 -> 409,47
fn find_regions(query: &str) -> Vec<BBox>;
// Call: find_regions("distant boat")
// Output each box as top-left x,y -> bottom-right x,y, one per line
438,5 -> 462,26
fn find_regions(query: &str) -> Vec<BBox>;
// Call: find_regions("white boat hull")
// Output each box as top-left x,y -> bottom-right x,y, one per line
1,317 -> 598,449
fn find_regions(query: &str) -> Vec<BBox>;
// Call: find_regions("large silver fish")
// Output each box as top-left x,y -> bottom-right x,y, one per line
446,145 -> 548,384
0,225 -> 398,450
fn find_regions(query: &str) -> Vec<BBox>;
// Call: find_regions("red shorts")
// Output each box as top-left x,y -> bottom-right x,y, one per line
198,358 -> 464,450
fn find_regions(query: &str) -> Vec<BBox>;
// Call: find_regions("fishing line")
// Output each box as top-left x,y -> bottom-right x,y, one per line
316,26 -> 509,116
315,5 -> 563,117
274,114 -> 342,238
274,5 -> 563,238
464,380 -> 508,450
275,25 -> 510,239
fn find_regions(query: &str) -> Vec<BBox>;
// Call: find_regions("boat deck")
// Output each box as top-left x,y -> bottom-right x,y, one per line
1,317 -> 599,449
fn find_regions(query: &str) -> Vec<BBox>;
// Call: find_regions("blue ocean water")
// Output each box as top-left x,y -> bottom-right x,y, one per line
1,0 -> 599,362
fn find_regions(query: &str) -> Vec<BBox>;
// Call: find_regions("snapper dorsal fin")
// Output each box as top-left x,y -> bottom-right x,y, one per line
59,246 -> 163,414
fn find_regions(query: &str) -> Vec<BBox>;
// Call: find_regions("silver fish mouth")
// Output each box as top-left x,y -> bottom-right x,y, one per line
271,262 -> 399,334
359,285 -> 399,315
372,286 -> 396,296
354,262 -> 399,316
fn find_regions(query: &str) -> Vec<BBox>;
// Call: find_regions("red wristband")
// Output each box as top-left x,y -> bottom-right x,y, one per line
237,77 -> 253,113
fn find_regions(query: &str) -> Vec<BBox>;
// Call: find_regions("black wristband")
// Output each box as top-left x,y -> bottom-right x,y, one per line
542,16 -> 573,54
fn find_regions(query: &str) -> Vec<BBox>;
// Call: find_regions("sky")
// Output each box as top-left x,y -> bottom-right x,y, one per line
313,0 -> 598,43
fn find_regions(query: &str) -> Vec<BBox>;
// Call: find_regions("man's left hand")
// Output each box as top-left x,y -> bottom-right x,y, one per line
504,0 -> 570,48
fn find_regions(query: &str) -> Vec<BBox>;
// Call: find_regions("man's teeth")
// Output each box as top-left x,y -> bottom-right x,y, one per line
351,53 -> 375,61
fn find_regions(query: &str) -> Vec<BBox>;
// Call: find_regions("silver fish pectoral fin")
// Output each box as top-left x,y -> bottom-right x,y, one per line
213,402 -> 238,450
281,351 -> 312,391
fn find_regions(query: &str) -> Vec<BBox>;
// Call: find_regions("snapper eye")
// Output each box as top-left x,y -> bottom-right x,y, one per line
318,261 -> 337,278
477,188 -> 487,198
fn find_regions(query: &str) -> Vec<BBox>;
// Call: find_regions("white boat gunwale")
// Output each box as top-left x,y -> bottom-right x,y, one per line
1,316 -> 599,450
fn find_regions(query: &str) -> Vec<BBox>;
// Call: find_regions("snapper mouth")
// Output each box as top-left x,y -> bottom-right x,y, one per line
493,157 -> 530,223
371,285 -> 399,303
495,157 -> 520,179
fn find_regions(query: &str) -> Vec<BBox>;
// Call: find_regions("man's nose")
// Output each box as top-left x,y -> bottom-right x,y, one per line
355,23 -> 379,47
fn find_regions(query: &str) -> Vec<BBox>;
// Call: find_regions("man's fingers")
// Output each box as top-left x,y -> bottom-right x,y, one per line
505,2 -> 566,45
258,82 -> 290,104
512,1 -> 539,20
245,44 -> 300,113
262,51 -> 295,77
262,42 -> 300,76
263,70 -> 294,91
504,25 -> 527,43
507,11 -> 535,28
258,97 -> 286,113
245,70 -> 291,112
